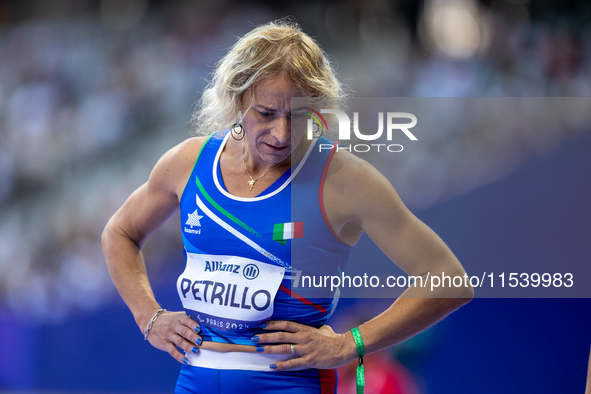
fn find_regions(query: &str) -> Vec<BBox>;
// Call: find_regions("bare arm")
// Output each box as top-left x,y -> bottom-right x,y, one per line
101,137 -> 205,363
334,155 -> 473,357
256,151 -> 473,369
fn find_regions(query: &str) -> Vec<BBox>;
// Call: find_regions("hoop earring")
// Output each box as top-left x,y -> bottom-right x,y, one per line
231,123 -> 245,141
311,121 -> 323,138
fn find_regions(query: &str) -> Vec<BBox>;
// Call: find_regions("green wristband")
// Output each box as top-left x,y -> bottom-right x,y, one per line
351,327 -> 365,394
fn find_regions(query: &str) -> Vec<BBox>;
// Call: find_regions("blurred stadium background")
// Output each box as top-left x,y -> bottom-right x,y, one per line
0,0 -> 590,393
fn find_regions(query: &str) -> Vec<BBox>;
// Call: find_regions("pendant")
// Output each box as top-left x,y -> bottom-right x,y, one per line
248,179 -> 256,191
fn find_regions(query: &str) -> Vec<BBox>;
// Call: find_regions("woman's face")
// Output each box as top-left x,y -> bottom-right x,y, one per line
240,74 -> 307,166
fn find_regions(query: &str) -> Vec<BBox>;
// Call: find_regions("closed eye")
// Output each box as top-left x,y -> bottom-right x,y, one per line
257,110 -> 272,117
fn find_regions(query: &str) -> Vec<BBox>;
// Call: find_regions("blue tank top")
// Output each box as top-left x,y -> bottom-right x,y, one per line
178,132 -> 351,346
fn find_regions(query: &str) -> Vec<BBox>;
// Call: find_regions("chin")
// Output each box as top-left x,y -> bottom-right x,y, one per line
260,145 -> 290,158
264,153 -> 291,165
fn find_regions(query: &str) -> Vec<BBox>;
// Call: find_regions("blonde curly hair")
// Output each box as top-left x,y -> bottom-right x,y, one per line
192,19 -> 345,136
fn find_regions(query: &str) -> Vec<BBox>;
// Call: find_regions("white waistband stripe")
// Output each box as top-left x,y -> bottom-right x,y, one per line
185,348 -> 300,371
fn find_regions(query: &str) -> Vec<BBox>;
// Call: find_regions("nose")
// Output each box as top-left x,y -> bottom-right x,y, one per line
271,116 -> 291,144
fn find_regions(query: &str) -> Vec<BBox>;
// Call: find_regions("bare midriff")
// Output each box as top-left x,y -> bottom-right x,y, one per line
200,341 -> 258,353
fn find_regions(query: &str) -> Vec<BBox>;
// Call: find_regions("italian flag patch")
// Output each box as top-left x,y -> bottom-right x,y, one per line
273,222 -> 304,245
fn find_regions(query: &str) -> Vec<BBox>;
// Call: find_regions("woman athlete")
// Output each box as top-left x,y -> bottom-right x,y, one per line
101,20 -> 473,393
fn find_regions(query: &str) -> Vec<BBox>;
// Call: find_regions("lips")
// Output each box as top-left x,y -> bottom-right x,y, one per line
264,143 -> 289,151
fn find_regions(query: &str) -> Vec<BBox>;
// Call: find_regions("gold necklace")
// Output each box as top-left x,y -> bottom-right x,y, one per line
242,138 -> 286,191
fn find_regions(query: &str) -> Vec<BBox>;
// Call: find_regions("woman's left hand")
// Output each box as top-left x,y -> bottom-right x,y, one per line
251,320 -> 357,370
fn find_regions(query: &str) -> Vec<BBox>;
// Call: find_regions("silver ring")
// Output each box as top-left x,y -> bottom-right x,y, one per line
290,344 -> 295,355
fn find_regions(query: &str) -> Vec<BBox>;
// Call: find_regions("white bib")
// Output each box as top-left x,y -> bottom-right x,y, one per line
177,253 -> 285,332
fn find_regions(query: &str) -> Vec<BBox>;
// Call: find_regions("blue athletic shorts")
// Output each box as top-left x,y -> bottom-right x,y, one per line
175,365 -> 337,394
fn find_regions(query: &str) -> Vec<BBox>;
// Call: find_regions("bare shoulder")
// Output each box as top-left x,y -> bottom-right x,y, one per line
323,148 -> 409,245
324,148 -> 383,188
148,136 -> 209,200
324,148 -> 400,211
323,147 -> 467,282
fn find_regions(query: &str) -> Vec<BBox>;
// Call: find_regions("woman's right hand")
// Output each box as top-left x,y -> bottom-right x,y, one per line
144,310 -> 202,364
